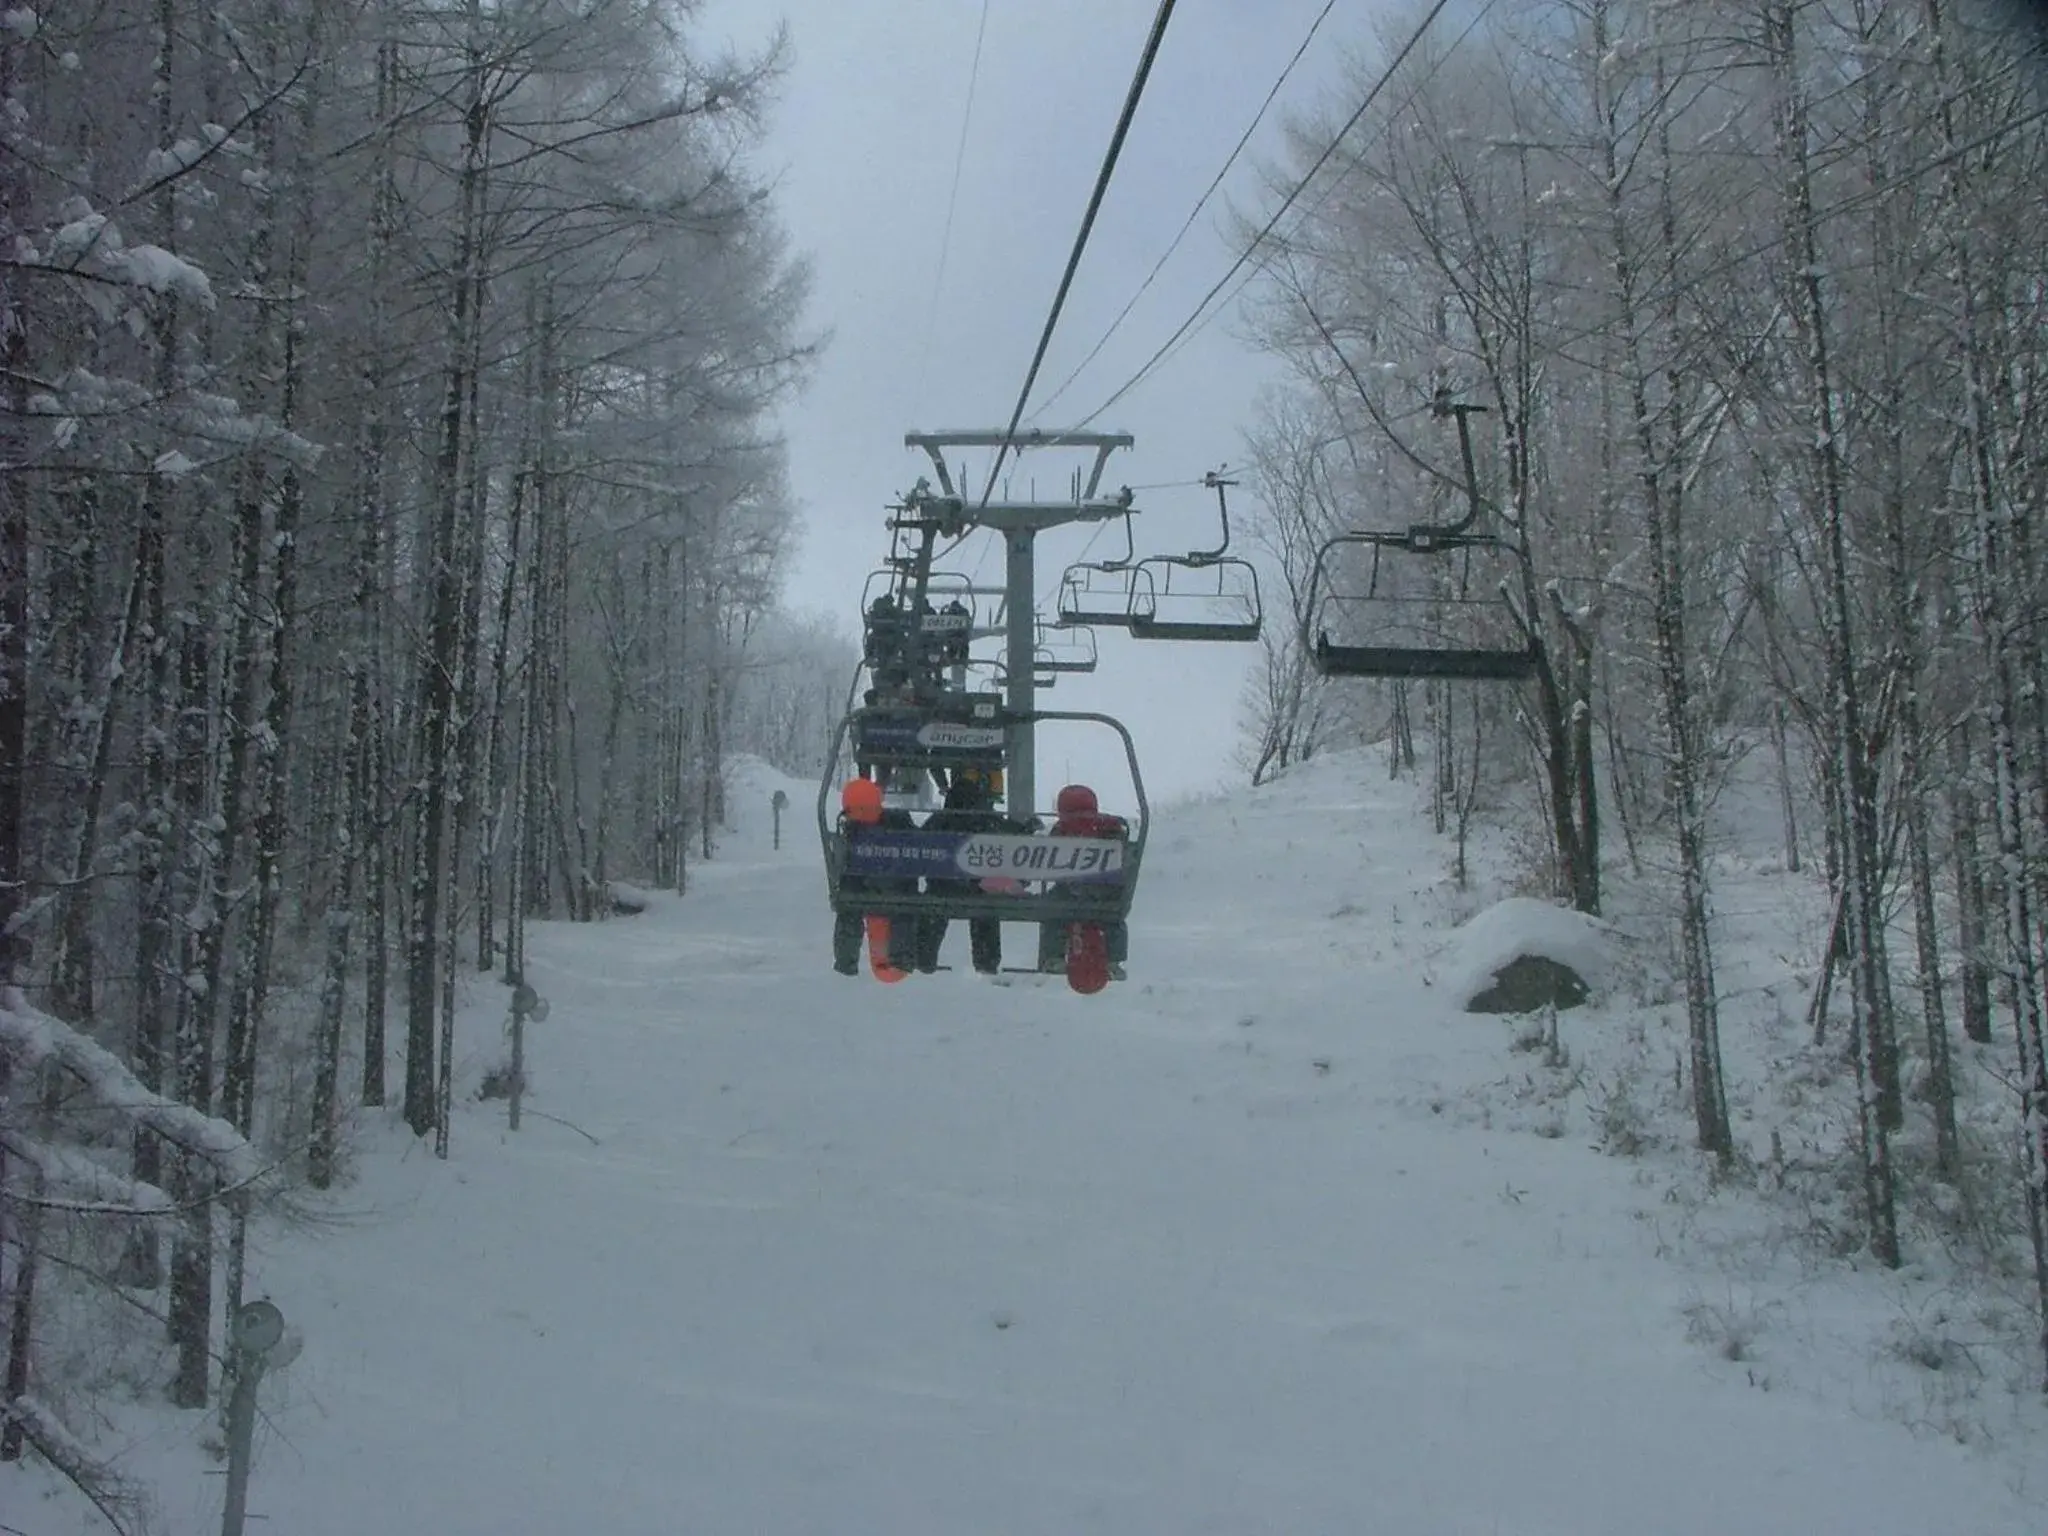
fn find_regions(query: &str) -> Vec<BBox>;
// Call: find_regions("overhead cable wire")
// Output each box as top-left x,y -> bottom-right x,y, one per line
1025,0 -> 1340,425
1067,0 -> 1456,432
1107,0 -> 1502,409
977,0 -> 1180,507
913,0 -> 994,415
1074,0 -> 2046,424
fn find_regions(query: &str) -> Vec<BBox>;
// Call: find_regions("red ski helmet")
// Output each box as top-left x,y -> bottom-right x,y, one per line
1055,783 -> 1098,816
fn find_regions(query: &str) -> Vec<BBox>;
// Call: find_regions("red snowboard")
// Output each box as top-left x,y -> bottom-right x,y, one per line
1065,922 -> 1109,995
867,915 -> 909,983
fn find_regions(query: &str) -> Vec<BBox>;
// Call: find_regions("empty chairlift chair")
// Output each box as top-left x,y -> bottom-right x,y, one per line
1056,562 -> 1140,630
1305,528 -> 1537,681
1124,554 -> 1263,642
1120,467 -> 1263,643
1052,508 -> 1138,630
1033,620 -> 1099,675
1303,397 -> 1538,682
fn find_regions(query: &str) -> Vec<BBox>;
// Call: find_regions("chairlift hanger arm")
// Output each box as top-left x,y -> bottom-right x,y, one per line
1295,295 -> 1495,517
1098,508 -> 1136,570
1182,467 -> 1235,564
1422,393 -> 1487,540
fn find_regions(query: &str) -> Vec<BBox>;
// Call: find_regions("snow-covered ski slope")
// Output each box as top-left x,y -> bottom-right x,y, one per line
38,753 -> 2047,1534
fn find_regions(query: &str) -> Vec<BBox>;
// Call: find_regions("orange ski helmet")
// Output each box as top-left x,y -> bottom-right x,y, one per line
840,776 -> 884,824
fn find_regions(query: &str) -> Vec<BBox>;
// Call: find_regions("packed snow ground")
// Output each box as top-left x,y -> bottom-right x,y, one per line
14,751 -> 2048,1533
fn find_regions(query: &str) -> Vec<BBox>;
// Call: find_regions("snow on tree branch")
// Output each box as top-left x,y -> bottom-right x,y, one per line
0,1131 -> 174,1216
0,1395 -> 148,1536
42,202 -> 217,309
0,987 -> 264,1186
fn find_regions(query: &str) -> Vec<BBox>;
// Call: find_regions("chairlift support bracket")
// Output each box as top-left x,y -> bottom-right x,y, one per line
907,428 -> 1135,506
1179,467 -> 1236,565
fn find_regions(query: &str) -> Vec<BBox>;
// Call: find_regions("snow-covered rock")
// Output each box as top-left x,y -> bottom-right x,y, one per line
1445,897 -> 1616,1013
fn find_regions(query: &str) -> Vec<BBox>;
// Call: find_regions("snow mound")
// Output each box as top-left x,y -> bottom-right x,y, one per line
606,879 -> 654,914
1443,898 -> 1618,1012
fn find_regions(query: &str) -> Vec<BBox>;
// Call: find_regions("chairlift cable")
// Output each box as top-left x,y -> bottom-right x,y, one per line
977,0 -> 1180,508
913,0 -> 994,416
1025,0 -> 1341,425
1072,0 -> 2041,419
1066,0 -> 1459,432
1035,474 -> 1220,613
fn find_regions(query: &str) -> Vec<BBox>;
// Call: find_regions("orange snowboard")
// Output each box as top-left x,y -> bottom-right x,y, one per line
867,915 -> 909,983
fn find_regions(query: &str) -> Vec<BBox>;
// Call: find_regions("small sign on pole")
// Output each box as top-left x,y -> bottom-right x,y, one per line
508,981 -> 548,1131
220,1300 -> 290,1536
771,788 -> 789,850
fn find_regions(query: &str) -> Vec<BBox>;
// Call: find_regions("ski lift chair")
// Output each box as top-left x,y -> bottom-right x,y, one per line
1056,562 -> 1143,629
1115,467 -> 1263,642
1033,620 -> 1099,675
1124,553 -> 1263,642
1050,510 -> 1139,629
818,707 -> 1150,931
1305,529 -> 1537,681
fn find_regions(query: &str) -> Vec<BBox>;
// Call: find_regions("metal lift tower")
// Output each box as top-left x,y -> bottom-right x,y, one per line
902,429 -> 1135,819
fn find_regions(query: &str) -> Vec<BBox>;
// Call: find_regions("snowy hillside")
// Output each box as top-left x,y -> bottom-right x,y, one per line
12,749 -> 2046,1533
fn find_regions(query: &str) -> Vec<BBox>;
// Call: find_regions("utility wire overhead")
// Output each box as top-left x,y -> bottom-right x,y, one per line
1069,0 -> 1457,433
978,0 -> 1180,507
1064,0 -> 2039,427
1026,0 -> 1341,426
913,0 -> 994,417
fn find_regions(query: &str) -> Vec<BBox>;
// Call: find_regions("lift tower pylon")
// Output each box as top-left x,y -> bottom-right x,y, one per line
903,429 -> 1135,818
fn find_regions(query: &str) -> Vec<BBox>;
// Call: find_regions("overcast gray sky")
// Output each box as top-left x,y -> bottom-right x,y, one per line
700,0 -> 1382,803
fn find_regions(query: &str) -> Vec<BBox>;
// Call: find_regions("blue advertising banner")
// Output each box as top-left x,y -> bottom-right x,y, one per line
843,830 -> 1124,884
855,715 -> 1007,760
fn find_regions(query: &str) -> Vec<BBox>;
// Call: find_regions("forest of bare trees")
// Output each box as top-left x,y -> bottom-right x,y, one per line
0,0 -> 849,1483
12,0 -> 2048,1511
1240,0 -> 2048,1382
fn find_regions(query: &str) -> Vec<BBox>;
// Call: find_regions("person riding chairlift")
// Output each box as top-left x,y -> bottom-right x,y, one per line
915,767 -> 1006,975
831,775 -> 918,975
1036,782 -> 1129,979
939,597 -> 972,669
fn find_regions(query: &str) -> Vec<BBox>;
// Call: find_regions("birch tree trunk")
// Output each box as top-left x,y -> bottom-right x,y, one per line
1590,0 -> 1727,1159
1922,0 -> 2048,1380
405,10 -> 488,1137
478,469 -> 528,973
1768,0 -> 1898,1265
355,26 -> 402,1112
